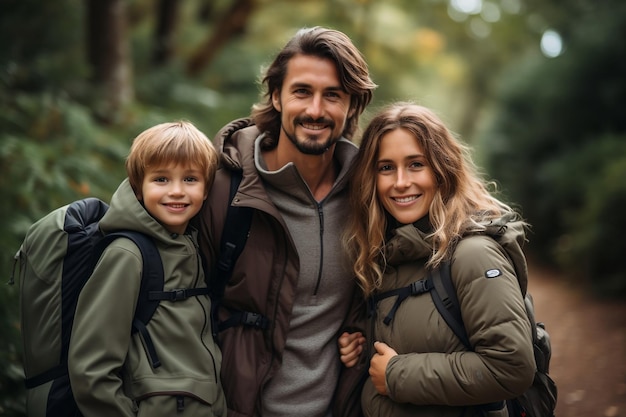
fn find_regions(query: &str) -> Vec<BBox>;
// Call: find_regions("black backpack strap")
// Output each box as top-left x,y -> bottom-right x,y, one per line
428,261 -> 505,412
427,262 -> 471,350
218,310 -> 270,332
214,170 -> 254,297
370,279 -> 433,325
368,262 -> 469,344
95,231 -> 164,369
24,365 -> 66,389
149,287 -> 210,301
211,170 -> 266,338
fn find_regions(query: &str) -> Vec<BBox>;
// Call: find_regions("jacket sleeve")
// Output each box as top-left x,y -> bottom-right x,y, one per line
386,236 -> 535,406
68,240 -> 142,417
333,287 -> 369,417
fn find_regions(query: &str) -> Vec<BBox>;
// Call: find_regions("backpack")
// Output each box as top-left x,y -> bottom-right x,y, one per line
10,197 -> 209,417
428,262 -> 558,417
208,170 -> 268,339
372,218 -> 558,417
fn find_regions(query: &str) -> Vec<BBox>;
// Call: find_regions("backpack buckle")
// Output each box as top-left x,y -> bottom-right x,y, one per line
170,289 -> 187,301
241,311 -> 268,329
410,279 -> 428,295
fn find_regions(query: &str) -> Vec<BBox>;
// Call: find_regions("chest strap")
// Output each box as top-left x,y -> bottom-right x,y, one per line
218,309 -> 270,332
370,278 -> 434,325
148,287 -> 210,301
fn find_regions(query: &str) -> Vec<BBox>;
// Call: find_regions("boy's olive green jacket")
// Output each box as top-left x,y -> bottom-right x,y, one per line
68,179 -> 226,417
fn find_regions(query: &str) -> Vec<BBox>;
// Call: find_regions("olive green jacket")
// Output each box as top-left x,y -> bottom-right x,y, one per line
362,219 -> 535,417
68,179 -> 226,417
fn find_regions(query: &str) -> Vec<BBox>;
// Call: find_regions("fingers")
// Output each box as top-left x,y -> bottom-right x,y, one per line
338,332 -> 353,349
341,345 -> 362,368
373,340 -> 389,354
369,349 -> 388,395
339,332 -> 365,351
369,341 -> 398,395
339,332 -> 366,368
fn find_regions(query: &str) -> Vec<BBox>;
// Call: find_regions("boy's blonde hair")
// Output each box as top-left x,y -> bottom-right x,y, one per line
126,121 -> 218,194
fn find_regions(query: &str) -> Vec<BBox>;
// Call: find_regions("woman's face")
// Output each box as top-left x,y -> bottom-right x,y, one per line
375,128 -> 438,225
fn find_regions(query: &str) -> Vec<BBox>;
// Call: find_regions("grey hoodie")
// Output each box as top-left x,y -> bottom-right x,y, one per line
198,119 -> 368,417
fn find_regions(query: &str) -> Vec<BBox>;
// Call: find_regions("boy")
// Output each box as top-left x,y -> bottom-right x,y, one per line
68,121 -> 226,417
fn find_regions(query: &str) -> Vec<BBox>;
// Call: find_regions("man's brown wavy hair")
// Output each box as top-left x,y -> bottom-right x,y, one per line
251,26 -> 377,150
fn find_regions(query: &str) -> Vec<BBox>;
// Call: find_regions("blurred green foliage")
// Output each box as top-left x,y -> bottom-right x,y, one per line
1,0 -> 625,415
480,1 -> 626,297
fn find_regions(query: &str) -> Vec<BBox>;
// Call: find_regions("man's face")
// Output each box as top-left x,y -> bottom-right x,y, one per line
272,54 -> 353,155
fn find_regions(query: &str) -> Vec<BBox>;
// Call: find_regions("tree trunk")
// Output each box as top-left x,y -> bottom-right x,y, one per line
86,0 -> 133,123
153,0 -> 180,65
186,0 -> 256,76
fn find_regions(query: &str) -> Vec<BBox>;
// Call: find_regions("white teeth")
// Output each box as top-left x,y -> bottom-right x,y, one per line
302,123 -> 325,130
394,196 -> 417,203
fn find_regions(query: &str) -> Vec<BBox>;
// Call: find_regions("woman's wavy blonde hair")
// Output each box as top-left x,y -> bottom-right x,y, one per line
344,102 -> 517,297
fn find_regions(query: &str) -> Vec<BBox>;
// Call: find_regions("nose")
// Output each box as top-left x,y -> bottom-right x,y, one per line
169,180 -> 184,196
306,94 -> 324,119
394,168 -> 411,189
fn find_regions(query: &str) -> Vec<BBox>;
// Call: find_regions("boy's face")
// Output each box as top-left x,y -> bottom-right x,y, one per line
137,163 -> 208,235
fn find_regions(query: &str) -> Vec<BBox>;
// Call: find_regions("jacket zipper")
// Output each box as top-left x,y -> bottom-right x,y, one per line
188,234 -> 219,384
258,220 -> 291,415
313,203 -> 324,295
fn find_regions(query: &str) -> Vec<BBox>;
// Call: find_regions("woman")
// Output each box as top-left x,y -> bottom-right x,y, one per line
339,103 -> 535,417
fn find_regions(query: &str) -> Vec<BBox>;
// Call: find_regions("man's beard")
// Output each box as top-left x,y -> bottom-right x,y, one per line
282,117 -> 341,155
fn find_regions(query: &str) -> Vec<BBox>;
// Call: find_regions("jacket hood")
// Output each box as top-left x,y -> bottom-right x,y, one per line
385,224 -> 433,265
474,213 -> 529,295
385,212 -> 529,295
99,178 -> 188,245
214,117 -> 257,172
214,117 -> 358,206
214,117 -> 358,173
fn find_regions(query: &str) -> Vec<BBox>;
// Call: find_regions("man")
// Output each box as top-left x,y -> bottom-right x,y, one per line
198,26 -> 377,417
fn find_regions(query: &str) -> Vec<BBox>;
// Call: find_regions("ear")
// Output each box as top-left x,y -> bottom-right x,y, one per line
347,105 -> 357,119
272,90 -> 282,112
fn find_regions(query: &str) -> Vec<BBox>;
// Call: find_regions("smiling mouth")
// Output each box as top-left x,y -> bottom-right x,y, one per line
301,123 -> 327,130
393,195 -> 419,203
166,203 -> 188,208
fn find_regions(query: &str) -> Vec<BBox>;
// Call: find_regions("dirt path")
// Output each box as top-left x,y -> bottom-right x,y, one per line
527,262 -> 626,417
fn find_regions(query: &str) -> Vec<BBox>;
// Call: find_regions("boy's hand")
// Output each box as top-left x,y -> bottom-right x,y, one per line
338,331 -> 366,368
369,341 -> 398,396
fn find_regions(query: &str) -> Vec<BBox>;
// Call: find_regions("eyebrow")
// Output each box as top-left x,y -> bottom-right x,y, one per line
377,154 -> 424,163
289,81 -> 346,93
147,166 -> 203,174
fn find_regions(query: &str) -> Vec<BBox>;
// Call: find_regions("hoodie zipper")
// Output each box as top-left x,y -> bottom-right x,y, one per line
313,202 -> 324,295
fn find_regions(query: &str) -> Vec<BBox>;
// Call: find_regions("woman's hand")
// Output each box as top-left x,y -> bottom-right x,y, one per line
338,331 -> 366,368
369,341 -> 398,396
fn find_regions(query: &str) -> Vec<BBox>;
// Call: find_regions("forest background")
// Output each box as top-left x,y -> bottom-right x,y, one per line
1,0 -> 625,415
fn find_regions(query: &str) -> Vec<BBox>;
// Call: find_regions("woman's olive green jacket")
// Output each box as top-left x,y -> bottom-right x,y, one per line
362,218 -> 535,417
